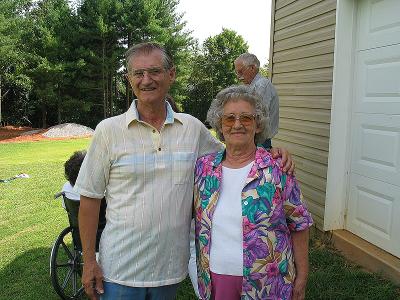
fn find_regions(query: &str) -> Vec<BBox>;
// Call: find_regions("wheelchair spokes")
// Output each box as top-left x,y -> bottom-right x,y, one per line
60,240 -> 74,261
50,194 -> 105,299
50,227 -> 85,299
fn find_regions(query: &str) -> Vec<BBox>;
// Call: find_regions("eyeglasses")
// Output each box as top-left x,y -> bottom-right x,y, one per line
129,67 -> 165,79
221,113 -> 256,127
235,65 -> 252,77
235,67 -> 247,76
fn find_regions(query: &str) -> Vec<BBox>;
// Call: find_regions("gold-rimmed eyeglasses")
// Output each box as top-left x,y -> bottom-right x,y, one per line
221,113 -> 257,127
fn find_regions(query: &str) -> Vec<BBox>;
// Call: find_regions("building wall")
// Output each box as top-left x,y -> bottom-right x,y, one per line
270,0 -> 337,229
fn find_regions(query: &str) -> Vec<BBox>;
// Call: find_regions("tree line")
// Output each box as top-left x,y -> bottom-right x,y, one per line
0,0 -> 253,128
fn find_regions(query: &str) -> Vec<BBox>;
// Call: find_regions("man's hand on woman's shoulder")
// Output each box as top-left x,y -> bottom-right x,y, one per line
270,147 -> 295,175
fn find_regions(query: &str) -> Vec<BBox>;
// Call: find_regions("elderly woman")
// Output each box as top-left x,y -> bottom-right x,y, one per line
194,85 -> 313,300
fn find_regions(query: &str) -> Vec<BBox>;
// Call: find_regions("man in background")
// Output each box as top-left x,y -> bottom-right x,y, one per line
234,53 -> 279,149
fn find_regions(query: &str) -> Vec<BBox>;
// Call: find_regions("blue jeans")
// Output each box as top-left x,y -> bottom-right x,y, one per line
100,281 -> 179,300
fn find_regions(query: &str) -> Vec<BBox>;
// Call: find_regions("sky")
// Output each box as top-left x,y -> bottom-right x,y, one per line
177,0 -> 272,66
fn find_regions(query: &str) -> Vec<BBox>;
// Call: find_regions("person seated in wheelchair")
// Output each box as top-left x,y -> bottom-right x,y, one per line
62,150 -> 106,251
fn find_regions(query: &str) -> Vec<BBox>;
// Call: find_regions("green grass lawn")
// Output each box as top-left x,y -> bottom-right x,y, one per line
0,139 -> 399,299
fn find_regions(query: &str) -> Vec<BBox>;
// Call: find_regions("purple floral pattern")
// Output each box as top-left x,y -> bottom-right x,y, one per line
194,147 -> 313,299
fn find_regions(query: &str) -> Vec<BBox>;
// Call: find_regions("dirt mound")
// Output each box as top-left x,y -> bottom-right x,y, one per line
0,126 -> 37,141
0,123 -> 93,143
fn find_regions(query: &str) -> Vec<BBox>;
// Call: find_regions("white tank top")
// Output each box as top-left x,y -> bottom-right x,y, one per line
210,161 -> 253,275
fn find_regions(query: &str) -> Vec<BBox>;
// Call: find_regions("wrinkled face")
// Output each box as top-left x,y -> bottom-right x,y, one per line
221,99 -> 260,148
234,60 -> 256,84
127,50 -> 175,105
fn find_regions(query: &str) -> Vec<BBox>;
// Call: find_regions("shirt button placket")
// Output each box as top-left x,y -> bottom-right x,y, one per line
151,128 -> 161,152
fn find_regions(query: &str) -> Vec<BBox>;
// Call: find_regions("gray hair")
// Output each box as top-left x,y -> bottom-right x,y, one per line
125,42 -> 174,73
235,53 -> 260,70
207,85 -> 270,144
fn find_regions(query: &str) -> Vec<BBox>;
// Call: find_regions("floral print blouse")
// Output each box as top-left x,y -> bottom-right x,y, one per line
194,147 -> 313,300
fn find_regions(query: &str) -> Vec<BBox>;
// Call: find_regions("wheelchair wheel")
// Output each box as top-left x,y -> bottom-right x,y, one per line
50,227 -> 85,299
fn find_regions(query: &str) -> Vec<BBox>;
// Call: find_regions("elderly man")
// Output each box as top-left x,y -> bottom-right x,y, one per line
75,42 -> 293,300
234,53 -> 279,149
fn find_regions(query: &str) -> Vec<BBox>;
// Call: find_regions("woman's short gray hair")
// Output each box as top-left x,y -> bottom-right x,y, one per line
207,85 -> 270,144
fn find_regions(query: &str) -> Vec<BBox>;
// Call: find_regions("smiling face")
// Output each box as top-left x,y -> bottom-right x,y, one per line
234,59 -> 256,84
127,49 -> 175,105
221,99 -> 261,149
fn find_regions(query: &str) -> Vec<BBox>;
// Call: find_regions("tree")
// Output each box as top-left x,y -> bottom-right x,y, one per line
1,0 -> 192,127
259,61 -> 270,78
0,0 -> 32,125
118,0 -> 193,108
21,0 -> 80,128
182,28 -> 248,122
75,0 -> 122,123
73,0 -> 192,126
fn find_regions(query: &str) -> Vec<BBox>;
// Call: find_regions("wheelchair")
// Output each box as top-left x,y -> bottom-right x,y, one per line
50,192 -> 106,299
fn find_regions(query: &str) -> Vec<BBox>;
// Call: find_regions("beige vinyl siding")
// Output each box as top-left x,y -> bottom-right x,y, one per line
270,0 -> 336,230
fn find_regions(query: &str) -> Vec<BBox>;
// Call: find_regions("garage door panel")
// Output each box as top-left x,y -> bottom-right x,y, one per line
347,0 -> 400,257
353,44 -> 400,114
351,114 -> 400,186
357,0 -> 400,50
353,186 -> 392,238
347,174 -> 400,257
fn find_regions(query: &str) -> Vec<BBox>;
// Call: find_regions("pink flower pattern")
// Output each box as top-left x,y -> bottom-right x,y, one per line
193,147 -> 313,299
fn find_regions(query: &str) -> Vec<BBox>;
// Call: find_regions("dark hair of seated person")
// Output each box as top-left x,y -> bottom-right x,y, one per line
64,150 -> 87,186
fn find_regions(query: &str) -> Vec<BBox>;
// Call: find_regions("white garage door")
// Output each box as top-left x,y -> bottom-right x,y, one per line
346,0 -> 400,258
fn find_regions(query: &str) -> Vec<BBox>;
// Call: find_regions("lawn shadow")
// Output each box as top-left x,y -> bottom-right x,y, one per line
1,236 -> 398,300
0,246 -> 197,300
307,237 -> 400,300
0,246 -> 60,300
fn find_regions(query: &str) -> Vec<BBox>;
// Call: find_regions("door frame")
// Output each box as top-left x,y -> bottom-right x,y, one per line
324,0 -> 358,230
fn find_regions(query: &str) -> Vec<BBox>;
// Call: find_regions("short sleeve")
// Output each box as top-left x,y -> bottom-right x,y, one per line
74,121 -> 110,199
198,122 -> 224,157
281,174 -> 313,231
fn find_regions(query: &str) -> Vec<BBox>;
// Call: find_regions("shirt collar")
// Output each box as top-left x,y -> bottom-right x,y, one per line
211,145 -> 273,170
210,149 -> 225,168
250,72 -> 262,86
125,99 -> 183,127
165,101 -> 175,124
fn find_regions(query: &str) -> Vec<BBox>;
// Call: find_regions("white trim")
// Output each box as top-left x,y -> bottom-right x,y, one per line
324,0 -> 357,230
